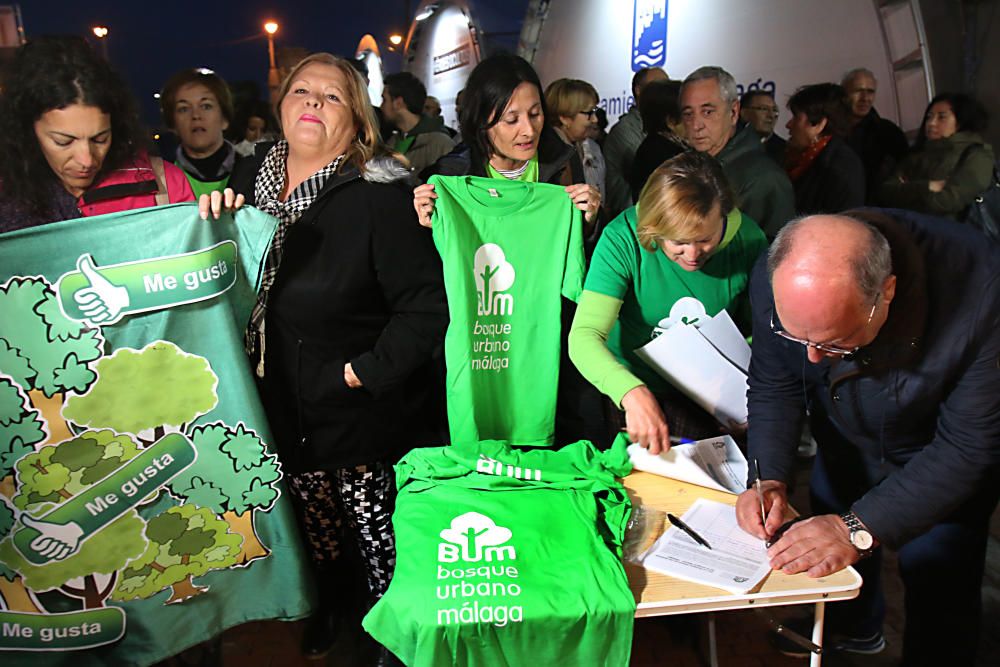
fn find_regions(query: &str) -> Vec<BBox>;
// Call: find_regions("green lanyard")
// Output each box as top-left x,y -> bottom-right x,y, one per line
486,155 -> 539,182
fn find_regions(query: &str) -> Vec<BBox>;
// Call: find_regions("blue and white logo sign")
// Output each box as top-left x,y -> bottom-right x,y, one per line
632,0 -> 668,72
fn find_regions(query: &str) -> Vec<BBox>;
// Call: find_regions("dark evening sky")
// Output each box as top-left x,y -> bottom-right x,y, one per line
21,1 -> 528,127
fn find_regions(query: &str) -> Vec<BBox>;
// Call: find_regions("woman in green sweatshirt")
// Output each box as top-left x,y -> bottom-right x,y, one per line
569,152 -> 768,454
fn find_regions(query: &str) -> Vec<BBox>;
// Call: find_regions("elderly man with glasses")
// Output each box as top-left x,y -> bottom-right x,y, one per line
739,89 -> 786,166
735,210 -> 1000,663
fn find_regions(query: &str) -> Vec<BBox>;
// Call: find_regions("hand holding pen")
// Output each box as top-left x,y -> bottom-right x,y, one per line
735,464 -> 790,542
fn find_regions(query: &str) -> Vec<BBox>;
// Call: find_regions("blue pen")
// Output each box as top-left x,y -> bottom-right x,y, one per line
669,436 -> 696,445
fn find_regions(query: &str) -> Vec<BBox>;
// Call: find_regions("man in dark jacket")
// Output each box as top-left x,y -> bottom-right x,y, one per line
740,89 -> 786,166
842,68 -> 909,203
681,66 -> 795,238
736,210 -> 1000,663
381,72 -> 455,174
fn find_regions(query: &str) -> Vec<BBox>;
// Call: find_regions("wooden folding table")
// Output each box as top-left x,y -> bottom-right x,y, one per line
623,471 -> 863,667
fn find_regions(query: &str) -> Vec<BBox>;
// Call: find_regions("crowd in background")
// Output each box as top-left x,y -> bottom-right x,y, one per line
0,34 -> 997,667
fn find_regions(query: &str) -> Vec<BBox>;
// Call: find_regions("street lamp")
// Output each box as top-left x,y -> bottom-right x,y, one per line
264,20 -> 280,102
388,33 -> 403,46
92,25 -> 109,60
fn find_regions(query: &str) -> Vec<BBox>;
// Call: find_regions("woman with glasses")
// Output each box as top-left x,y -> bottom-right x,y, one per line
545,77 -> 607,205
569,152 -> 768,454
784,83 -> 866,215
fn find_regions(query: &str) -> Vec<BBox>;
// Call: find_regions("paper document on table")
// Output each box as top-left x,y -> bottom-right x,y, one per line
634,317 -> 749,426
641,498 -> 771,594
628,435 -> 747,494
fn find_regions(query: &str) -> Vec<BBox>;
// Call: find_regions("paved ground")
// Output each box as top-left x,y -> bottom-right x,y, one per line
160,455 -> 1000,667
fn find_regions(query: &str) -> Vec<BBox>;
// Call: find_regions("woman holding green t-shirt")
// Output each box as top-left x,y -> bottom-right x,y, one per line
413,53 -> 601,234
569,152 -> 768,454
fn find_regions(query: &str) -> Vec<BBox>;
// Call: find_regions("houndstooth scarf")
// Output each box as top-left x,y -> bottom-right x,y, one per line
248,140 -> 345,377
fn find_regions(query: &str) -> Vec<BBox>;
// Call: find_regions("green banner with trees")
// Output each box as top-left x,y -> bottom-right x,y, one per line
0,204 -> 313,665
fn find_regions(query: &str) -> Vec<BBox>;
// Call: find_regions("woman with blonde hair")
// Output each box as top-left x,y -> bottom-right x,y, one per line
220,53 -> 447,662
545,77 -> 607,203
569,152 -> 767,454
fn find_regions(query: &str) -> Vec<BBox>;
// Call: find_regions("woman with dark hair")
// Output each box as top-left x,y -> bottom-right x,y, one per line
160,68 -> 237,198
410,53 -> 605,447
215,53 -> 446,662
413,53 -> 600,234
879,92 -> 994,218
629,79 -> 687,201
233,100 -> 279,158
784,83 -> 865,214
0,36 -> 193,233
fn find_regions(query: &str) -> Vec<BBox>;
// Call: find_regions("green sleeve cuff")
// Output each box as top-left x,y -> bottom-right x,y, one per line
568,289 -> 645,407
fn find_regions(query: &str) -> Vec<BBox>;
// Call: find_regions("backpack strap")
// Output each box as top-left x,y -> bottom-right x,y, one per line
149,156 -> 170,206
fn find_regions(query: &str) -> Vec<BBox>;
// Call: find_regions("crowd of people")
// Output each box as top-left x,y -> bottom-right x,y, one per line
0,34 -> 997,667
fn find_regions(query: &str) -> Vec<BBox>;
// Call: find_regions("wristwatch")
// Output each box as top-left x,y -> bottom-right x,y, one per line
839,511 -> 875,558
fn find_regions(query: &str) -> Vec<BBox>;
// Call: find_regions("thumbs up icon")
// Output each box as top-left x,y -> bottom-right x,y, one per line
20,514 -> 85,562
73,254 -> 131,326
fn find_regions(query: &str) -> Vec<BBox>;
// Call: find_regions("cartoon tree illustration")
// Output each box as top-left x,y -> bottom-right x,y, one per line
63,341 -> 218,446
112,504 -> 241,604
473,244 -> 515,315
0,430 -> 148,608
0,494 -> 44,613
169,422 -> 281,565
0,375 -> 47,481
0,277 -> 104,448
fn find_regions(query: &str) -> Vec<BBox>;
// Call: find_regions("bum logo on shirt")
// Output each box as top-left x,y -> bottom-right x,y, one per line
435,511 -> 524,627
473,243 -> 515,316
471,243 -> 516,373
438,512 -> 516,563
651,296 -> 708,337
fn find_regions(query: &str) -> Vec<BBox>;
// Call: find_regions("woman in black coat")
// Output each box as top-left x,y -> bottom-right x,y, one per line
784,83 -> 866,214
217,53 -> 447,661
630,79 -> 688,201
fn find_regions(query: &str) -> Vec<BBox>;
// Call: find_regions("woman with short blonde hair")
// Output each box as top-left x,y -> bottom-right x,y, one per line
635,150 -> 736,250
545,77 -> 607,204
569,152 -> 767,454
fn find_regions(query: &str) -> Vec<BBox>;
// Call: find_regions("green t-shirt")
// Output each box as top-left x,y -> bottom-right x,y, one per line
183,172 -> 230,200
429,174 -> 585,446
362,438 -> 635,667
584,206 -> 768,395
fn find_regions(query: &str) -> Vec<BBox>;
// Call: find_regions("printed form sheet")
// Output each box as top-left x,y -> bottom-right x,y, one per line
641,498 -> 771,594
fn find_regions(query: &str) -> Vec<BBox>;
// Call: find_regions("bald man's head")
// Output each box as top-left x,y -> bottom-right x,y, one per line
768,215 -> 895,361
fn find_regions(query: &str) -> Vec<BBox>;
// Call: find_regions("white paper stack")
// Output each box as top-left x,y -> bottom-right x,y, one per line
628,435 -> 747,495
634,309 -> 750,426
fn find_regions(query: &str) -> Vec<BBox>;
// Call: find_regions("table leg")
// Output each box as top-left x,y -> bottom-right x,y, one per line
707,613 -> 718,667
810,602 -> 825,667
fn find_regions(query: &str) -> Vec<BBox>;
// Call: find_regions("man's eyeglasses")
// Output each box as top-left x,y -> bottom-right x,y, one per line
578,106 -> 600,119
746,105 -> 779,115
770,293 -> 881,357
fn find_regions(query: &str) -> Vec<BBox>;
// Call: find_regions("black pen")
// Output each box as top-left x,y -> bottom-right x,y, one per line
667,513 -> 713,550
